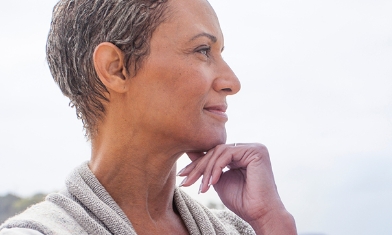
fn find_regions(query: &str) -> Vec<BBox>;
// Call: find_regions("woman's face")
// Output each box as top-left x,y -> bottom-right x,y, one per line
126,0 -> 240,152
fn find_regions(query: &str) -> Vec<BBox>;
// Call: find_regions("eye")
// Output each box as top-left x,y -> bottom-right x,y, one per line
196,46 -> 211,57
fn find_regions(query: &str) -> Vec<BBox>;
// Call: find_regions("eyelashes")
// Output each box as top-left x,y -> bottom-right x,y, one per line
195,45 -> 211,58
193,44 -> 224,61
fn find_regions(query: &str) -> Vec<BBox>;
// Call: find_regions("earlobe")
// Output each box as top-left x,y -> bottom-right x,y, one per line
93,42 -> 128,93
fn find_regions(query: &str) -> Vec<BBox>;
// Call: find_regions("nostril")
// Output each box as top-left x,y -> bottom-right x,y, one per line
222,88 -> 232,92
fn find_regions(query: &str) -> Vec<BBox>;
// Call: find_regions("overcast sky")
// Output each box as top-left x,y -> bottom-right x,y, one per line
1,1 -> 391,234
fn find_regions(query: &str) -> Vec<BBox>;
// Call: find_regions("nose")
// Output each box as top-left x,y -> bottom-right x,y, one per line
212,60 -> 241,95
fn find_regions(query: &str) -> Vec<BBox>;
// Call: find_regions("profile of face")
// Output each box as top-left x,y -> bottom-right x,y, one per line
121,0 -> 241,152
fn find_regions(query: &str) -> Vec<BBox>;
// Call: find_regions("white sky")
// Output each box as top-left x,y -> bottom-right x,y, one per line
1,0 -> 391,234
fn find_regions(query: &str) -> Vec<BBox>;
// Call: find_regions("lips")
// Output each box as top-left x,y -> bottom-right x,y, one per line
203,104 -> 228,120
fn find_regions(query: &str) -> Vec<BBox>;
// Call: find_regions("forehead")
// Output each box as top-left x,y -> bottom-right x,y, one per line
159,0 -> 222,41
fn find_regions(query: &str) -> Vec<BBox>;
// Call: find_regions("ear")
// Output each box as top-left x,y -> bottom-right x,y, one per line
93,42 -> 129,93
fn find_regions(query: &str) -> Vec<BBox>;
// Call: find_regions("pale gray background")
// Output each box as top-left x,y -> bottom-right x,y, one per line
1,1 -> 391,234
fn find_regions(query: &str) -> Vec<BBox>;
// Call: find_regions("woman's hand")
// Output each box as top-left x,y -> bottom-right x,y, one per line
178,143 -> 296,235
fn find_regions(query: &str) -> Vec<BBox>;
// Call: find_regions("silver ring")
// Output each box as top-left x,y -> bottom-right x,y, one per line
233,143 -> 237,146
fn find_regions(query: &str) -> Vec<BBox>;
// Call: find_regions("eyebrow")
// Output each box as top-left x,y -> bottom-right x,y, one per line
189,32 -> 217,43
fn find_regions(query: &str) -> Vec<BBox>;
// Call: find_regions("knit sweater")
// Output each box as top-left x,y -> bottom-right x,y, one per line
0,162 -> 255,235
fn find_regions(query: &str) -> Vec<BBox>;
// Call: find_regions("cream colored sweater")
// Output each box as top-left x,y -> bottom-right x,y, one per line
0,162 -> 255,235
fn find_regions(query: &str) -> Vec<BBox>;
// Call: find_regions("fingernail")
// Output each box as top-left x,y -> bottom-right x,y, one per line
208,176 -> 212,187
198,184 -> 202,194
179,177 -> 187,187
177,167 -> 186,176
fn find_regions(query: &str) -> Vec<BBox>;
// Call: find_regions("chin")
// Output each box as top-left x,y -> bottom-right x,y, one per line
200,130 -> 227,151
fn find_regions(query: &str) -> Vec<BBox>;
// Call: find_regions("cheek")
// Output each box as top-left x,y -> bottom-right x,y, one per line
152,61 -> 202,93
172,68 -> 211,99
145,56 -> 214,120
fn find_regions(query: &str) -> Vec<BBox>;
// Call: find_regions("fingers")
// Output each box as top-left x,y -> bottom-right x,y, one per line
179,143 -> 260,193
181,143 -> 284,227
196,147 -> 227,193
180,149 -> 218,190
186,152 -> 206,162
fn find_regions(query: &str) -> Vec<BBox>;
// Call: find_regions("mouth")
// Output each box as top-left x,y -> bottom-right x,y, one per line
203,104 -> 228,121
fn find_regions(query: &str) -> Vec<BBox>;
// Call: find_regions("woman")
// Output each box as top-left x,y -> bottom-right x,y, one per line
0,0 -> 296,234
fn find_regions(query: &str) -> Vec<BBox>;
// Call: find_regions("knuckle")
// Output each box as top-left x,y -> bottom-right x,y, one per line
246,143 -> 270,163
252,143 -> 268,154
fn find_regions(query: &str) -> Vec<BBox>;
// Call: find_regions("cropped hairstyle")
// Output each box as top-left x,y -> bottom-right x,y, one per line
46,0 -> 169,138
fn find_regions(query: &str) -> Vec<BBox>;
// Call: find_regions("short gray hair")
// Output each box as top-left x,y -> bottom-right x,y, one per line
46,0 -> 169,138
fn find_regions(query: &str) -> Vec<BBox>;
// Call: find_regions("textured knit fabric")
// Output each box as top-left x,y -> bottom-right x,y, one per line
0,162 -> 255,235
0,228 -> 43,235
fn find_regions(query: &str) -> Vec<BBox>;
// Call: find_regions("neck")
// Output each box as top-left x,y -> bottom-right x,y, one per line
89,129 -> 185,221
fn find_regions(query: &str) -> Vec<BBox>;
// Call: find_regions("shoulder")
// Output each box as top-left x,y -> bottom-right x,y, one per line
210,209 -> 256,235
0,196 -> 86,235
